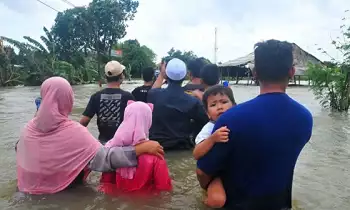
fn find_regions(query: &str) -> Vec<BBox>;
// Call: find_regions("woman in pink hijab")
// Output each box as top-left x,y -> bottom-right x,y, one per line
100,101 -> 172,195
16,77 -> 163,194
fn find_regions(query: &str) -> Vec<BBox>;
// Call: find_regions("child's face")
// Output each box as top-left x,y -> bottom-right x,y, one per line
206,94 -> 233,121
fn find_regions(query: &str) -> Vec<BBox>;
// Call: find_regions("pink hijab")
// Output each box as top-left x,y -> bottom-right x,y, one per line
105,100 -> 153,179
16,77 -> 101,194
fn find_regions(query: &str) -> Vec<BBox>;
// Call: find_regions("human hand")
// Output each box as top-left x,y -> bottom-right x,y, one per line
192,89 -> 203,100
160,61 -> 166,77
135,140 -> 164,158
210,126 -> 230,143
35,97 -> 42,111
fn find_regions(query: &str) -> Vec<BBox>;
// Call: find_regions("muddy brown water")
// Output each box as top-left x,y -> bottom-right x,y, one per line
0,82 -> 349,210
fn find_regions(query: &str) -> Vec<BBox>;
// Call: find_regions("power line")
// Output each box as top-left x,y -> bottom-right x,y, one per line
60,0 -> 76,7
35,0 -> 60,12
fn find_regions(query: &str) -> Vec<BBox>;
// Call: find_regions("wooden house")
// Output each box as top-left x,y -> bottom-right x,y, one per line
218,43 -> 322,85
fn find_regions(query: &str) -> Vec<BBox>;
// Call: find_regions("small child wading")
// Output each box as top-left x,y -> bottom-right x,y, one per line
99,101 -> 172,195
193,85 -> 236,208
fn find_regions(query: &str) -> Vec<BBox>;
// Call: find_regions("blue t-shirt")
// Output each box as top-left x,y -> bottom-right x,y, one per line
197,93 -> 313,210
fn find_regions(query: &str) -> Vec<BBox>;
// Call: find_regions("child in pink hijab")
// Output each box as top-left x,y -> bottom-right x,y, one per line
100,100 -> 172,195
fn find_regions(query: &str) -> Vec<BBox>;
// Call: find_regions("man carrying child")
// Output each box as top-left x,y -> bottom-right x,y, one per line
193,85 -> 236,208
196,40 -> 313,210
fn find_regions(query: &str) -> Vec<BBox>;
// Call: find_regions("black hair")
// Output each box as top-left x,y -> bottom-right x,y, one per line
254,39 -> 294,83
142,67 -> 155,82
105,73 -> 123,83
200,64 -> 220,86
187,58 -> 207,78
202,85 -> 236,111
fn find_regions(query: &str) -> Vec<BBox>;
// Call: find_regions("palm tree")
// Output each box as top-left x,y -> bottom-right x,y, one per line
0,27 -> 59,85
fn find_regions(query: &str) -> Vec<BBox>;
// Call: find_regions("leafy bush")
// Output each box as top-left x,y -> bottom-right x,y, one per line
307,64 -> 350,111
307,10 -> 350,112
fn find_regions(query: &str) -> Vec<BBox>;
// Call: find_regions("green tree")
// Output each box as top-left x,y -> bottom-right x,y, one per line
86,0 -> 139,76
162,48 -> 211,66
164,48 -> 198,64
51,0 -> 139,78
0,46 -> 22,86
307,11 -> 350,111
51,7 -> 89,68
307,64 -> 350,111
1,27 -> 61,85
113,39 -> 156,78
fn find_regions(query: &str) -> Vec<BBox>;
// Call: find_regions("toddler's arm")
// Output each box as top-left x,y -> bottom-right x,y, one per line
193,126 -> 230,160
193,136 -> 215,160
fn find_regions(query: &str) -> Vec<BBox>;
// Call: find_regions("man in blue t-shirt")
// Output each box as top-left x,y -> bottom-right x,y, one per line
196,40 -> 313,210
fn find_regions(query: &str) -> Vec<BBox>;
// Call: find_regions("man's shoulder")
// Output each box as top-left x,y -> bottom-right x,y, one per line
223,98 -> 256,115
288,98 -> 313,122
89,89 -> 104,99
148,87 -> 164,94
97,88 -> 133,99
183,83 -> 205,91
183,91 -> 203,104
133,85 -> 150,91
132,86 -> 141,92
216,98 -> 260,125
120,88 -> 133,95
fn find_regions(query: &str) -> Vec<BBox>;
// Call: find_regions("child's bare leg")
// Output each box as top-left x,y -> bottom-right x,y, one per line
204,177 -> 226,208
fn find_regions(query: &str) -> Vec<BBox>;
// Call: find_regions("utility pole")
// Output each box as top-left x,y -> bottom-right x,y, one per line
0,39 -> 3,53
214,27 -> 218,64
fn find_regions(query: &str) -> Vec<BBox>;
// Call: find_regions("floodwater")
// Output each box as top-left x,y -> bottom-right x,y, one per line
0,81 -> 349,210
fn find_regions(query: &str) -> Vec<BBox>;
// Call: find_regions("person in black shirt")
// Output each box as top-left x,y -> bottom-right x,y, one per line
192,64 -> 221,101
80,61 -> 135,144
131,67 -> 154,102
148,58 -> 209,150
183,58 -> 207,94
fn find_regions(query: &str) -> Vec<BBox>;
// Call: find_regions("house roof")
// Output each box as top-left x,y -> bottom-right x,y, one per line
218,43 -> 322,69
219,52 -> 254,67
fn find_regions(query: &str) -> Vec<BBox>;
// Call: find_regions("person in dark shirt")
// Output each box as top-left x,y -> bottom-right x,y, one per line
197,40 -> 313,210
131,67 -> 154,102
192,64 -> 221,101
183,58 -> 207,94
80,61 -> 135,144
148,58 -> 209,150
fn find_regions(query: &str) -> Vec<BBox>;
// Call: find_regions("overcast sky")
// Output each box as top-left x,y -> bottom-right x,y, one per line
1,0 -> 349,63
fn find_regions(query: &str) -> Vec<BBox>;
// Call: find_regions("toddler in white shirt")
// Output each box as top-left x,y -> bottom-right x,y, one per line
193,85 -> 236,208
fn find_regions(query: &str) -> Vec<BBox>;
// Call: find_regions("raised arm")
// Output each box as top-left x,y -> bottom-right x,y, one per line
89,146 -> 137,172
89,141 -> 164,172
152,62 -> 166,89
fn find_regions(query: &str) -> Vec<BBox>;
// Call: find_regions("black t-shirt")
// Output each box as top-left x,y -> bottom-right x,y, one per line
131,85 -> 152,103
147,84 -> 209,150
82,88 -> 135,143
